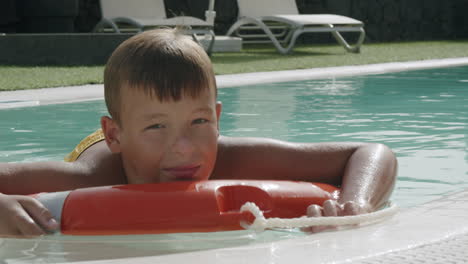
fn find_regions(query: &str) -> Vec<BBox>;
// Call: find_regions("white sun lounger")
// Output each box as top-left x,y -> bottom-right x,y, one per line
226,0 -> 365,54
93,0 -> 216,53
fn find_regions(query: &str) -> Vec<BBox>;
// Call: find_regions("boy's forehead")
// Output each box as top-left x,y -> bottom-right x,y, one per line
120,83 -> 217,101
117,85 -> 218,127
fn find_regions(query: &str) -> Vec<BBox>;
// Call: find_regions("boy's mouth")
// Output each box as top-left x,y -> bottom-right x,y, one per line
163,165 -> 200,180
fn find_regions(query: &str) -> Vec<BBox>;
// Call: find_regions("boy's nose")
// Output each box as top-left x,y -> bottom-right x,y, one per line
172,134 -> 195,156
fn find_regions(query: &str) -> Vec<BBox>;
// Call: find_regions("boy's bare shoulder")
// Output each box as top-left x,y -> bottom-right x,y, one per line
77,141 -> 127,185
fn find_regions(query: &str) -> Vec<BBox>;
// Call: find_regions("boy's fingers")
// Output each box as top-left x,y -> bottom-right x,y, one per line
342,201 -> 361,216
322,200 -> 339,217
306,204 -> 322,217
305,204 -> 326,233
302,201 -> 371,235
11,208 -> 45,237
18,197 -> 58,232
340,201 -> 366,230
321,200 -> 339,232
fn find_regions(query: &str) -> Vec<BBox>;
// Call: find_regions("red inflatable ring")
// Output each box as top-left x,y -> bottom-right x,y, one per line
34,180 -> 339,236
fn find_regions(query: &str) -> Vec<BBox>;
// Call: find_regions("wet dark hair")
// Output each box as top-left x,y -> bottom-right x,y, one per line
104,28 -> 216,123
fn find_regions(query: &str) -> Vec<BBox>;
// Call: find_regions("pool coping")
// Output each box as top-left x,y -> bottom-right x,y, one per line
1,57 -> 468,109
1,187 -> 466,264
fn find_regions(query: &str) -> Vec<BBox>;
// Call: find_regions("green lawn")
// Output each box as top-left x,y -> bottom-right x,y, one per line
1,40 -> 467,91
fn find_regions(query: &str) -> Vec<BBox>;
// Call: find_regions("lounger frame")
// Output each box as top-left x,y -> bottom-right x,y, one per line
227,1 -> 365,54
93,0 -> 216,53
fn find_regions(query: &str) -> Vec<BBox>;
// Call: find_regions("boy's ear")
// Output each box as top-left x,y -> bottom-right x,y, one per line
101,116 -> 122,154
215,101 -> 222,132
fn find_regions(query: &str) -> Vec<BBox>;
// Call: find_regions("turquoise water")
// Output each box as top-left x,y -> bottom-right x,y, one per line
0,65 -> 467,262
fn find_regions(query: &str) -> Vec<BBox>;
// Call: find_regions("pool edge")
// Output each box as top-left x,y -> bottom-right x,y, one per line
1,57 -> 468,109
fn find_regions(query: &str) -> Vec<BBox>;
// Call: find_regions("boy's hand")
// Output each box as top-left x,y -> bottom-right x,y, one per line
0,193 -> 58,237
304,199 -> 371,233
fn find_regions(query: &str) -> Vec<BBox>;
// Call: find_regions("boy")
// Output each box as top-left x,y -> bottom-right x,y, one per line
0,29 -> 397,237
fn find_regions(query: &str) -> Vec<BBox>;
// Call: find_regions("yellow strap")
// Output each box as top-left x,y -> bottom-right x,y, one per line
64,129 -> 105,162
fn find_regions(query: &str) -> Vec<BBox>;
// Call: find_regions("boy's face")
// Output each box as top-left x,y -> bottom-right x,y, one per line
102,85 -> 221,184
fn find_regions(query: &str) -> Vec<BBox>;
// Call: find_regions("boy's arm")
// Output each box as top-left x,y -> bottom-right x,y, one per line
0,141 -> 126,236
213,137 -> 397,213
1,161 -> 93,195
0,141 -> 126,195
0,161 -> 92,237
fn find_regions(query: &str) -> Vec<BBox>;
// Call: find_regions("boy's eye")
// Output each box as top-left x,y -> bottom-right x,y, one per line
146,123 -> 165,129
193,118 -> 209,124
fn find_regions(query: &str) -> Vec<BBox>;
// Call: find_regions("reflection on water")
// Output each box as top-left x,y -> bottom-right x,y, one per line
0,65 -> 467,262
0,230 -> 302,263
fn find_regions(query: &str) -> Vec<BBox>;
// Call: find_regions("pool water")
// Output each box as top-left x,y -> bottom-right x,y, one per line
0,65 -> 467,261
1,66 -> 467,207
222,65 -> 468,207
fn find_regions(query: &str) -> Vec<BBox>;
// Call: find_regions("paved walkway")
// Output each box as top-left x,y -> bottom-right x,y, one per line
1,57 -> 468,109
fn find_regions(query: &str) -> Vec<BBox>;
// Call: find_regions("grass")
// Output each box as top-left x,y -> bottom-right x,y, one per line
0,66 -> 103,91
212,40 -> 468,73
1,40 -> 467,91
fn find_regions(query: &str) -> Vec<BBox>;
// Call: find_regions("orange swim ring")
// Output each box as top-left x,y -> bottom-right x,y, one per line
34,180 -> 339,236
